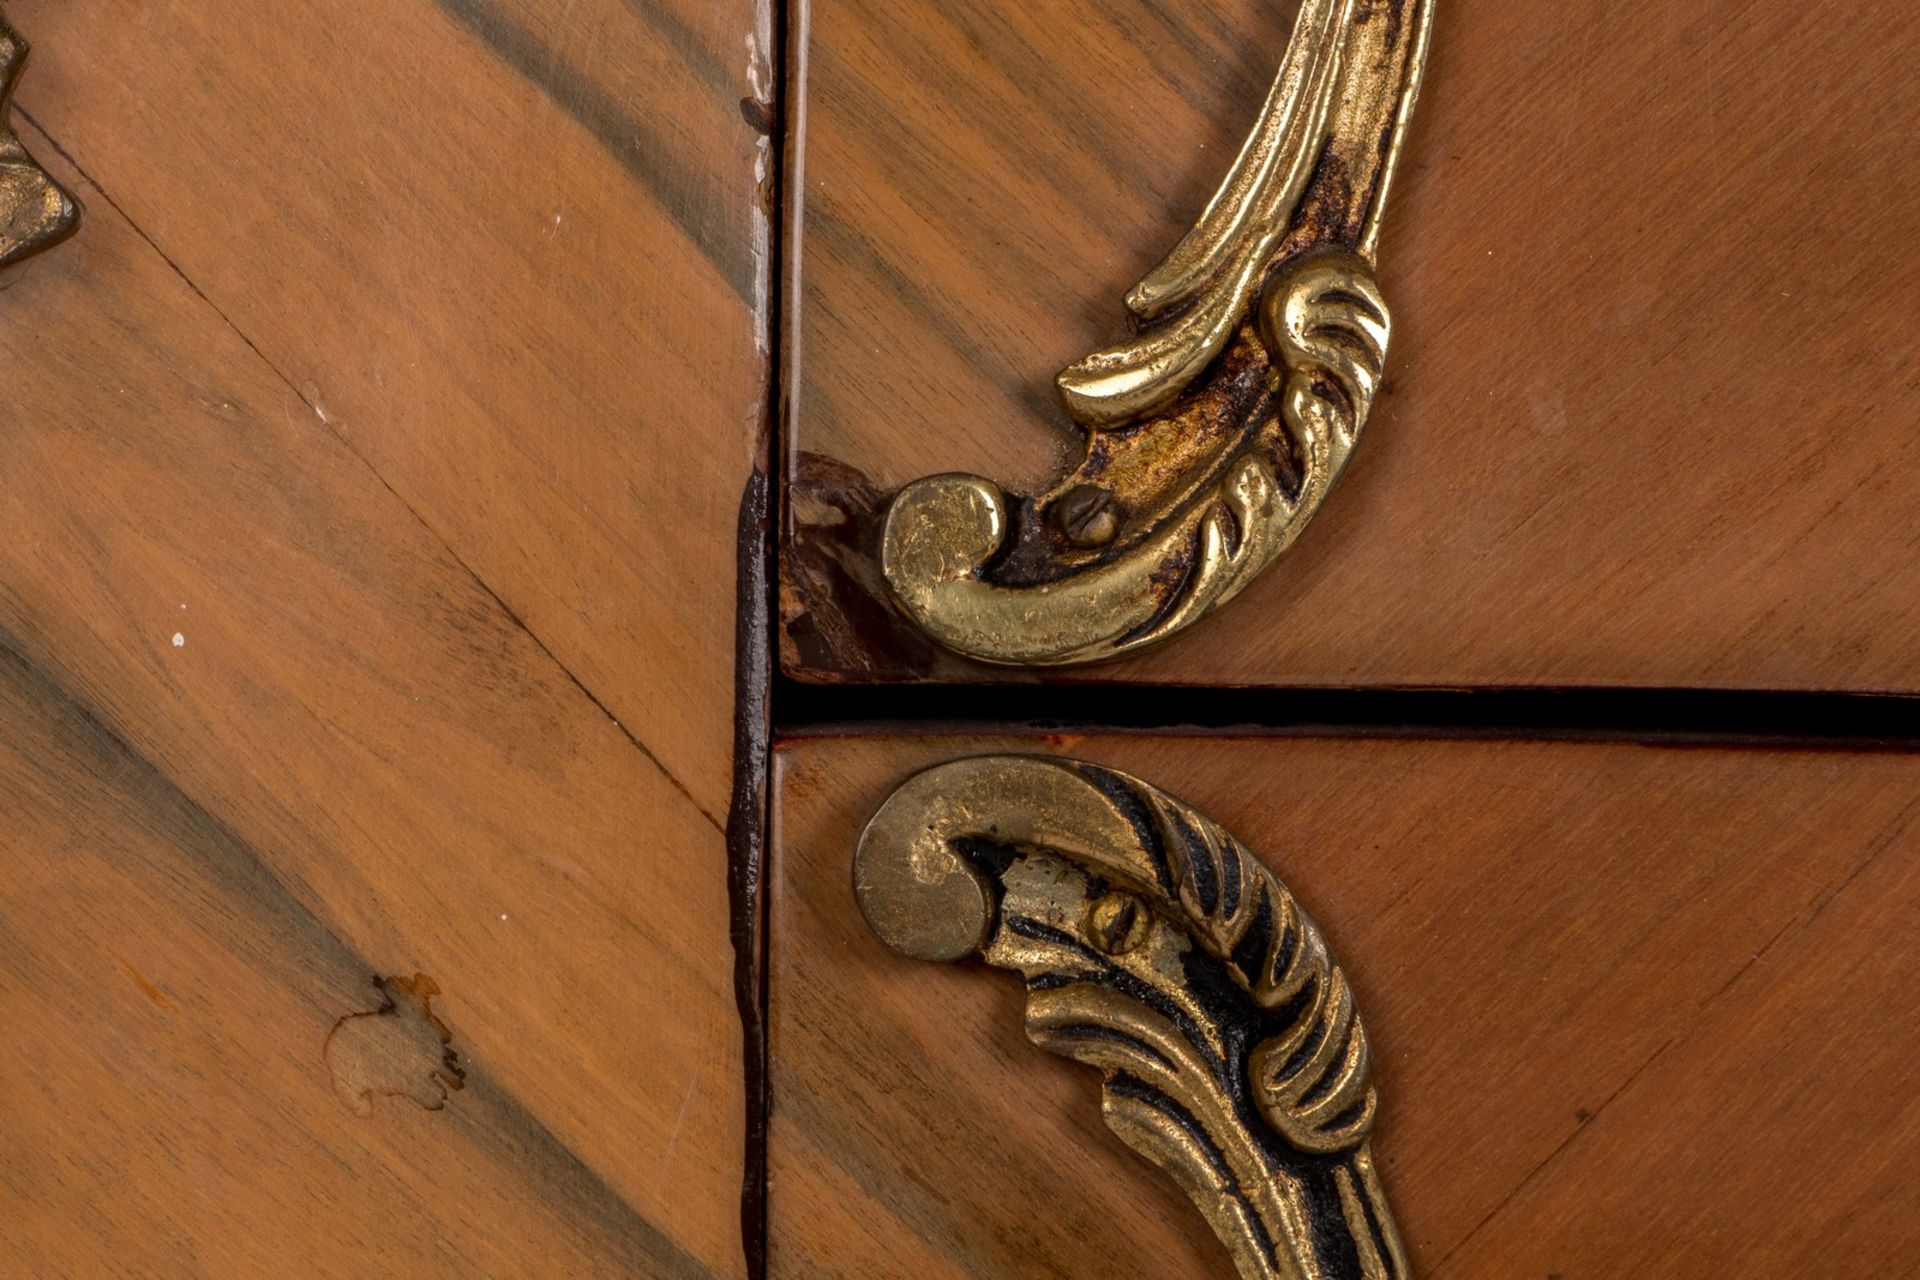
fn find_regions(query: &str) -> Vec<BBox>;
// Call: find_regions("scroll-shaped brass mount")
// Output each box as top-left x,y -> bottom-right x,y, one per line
881,0 -> 1433,665
0,18 -> 79,270
855,756 -> 1407,1280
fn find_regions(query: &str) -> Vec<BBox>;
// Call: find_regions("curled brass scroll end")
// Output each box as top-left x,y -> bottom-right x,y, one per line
856,756 -> 1409,1279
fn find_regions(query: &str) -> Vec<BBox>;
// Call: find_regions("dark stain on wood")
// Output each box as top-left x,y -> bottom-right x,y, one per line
730,465 -> 774,1273
739,95 -> 774,136
120,962 -> 176,1011
782,452 -> 1016,684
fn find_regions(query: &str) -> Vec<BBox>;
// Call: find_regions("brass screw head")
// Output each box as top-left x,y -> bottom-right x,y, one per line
1051,484 -> 1123,548
1086,891 -> 1151,956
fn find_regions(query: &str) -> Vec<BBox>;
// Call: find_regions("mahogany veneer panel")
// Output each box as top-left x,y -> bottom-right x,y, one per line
13,0 -> 772,810
771,734 -> 1920,1277
781,0 -> 1920,689
0,85 -> 745,1280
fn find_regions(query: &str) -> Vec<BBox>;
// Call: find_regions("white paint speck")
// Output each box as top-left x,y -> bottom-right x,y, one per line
499,913 -> 509,922
171,633 -> 185,648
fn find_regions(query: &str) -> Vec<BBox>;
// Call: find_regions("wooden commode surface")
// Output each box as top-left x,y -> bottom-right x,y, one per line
2,2 -> 1915,1277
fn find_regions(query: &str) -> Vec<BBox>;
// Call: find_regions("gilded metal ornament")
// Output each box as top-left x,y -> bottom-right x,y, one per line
882,0 -> 1433,665
856,756 -> 1406,1280
0,18 -> 77,270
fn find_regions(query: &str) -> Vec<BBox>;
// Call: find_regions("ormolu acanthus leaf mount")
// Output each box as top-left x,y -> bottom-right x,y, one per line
882,0 -> 1433,666
857,756 -> 1407,1279
0,17 -> 79,269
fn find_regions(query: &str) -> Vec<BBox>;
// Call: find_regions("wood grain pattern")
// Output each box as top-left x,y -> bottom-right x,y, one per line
0,48 -> 750,1280
781,0 -> 1920,689
10,3 -> 1917,1277
771,734 -> 1920,1277
12,0 -> 774,812
0,642 -> 696,1276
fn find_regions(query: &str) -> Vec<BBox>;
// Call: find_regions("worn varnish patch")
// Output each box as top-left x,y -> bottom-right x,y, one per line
325,974 -> 467,1118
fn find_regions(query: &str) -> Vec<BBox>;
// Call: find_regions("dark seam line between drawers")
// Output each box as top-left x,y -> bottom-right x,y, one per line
770,681 -> 1920,751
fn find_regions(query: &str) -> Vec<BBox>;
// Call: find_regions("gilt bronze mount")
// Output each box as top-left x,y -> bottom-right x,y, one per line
882,0 -> 1433,665
856,756 -> 1405,1279
0,18 -> 78,269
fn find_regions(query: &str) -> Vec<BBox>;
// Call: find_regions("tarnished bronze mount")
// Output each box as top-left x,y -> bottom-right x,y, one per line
856,756 -> 1407,1280
0,18 -> 78,269
881,0 -> 1433,666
